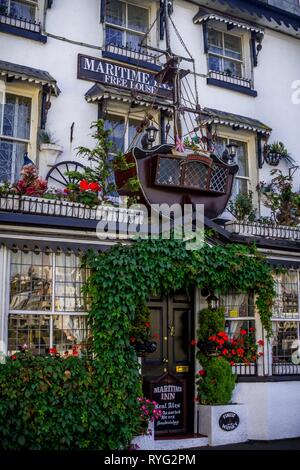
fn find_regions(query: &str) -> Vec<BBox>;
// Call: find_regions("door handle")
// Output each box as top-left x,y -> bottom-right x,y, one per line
168,325 -> 175,337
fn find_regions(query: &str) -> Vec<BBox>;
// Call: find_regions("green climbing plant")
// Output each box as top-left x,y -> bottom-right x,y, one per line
82,237 -> 275,447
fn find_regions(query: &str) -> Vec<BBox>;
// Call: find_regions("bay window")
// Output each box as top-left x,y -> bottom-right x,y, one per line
8,250 -> 91,356
0,92 -> 32,183
105,0 -> 149,50
272,271 -> 300,374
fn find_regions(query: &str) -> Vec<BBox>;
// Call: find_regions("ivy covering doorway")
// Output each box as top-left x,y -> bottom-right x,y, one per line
83,237 -> 275,448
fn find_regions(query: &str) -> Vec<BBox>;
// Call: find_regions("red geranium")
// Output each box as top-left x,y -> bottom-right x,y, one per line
79,180 -> 89,191
11,355 -> 17,360
89,182 -> 101,192
258,340 -> 264,346
240,329 -> 247,335
191,339 -> 197,346
198,369 -> 206,376
145,322 -> 151,328
49,347 -> 57,355
249,327 -> 255,332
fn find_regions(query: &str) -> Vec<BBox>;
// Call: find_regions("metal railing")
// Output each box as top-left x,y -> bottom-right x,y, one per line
225,221 -> 300,241
0,194 -> 144,224
104,43 -> 161,67
208,70 -> 252,89
272,363 -> 300,375
232,363 -> 257,376
0,12 -> 41,33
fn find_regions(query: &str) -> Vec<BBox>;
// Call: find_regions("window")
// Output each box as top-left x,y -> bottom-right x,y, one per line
213,137 -> 249,197
0,0 -> 37,21
272,271 -> 300,374
220,292 -> 255,338
105,0 -> 149,50
8,251 -> 91,356
208,29 -> 244,78
0,92 -> 32,183
104,114 -> 141,154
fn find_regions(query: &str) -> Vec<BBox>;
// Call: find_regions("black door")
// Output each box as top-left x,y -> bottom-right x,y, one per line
142,292 -> 195,436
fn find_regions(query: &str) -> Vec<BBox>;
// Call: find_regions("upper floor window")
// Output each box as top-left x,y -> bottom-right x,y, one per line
208,29 -> 244,78
0,92 -> 32,183
105,0 -> 149,50
0,0 -> 38,21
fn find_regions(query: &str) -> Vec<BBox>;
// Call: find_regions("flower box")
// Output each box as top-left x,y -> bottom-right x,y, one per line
198,403 -> 248,446
0,195 -> 144,224
130,419 -> 155,450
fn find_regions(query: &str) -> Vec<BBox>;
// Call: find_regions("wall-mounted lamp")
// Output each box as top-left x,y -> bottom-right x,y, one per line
222,141 -> 239,163
142,123 -> 159,149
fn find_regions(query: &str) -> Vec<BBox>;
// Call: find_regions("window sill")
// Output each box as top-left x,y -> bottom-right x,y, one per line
102,48 -> 161,72
0,22 -> 47,43
207,77 -> 257,97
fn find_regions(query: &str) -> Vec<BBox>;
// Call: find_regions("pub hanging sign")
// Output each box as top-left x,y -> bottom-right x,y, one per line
77,54 -> 173,100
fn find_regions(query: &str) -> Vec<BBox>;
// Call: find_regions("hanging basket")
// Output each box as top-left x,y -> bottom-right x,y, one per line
264,151 -> 281,167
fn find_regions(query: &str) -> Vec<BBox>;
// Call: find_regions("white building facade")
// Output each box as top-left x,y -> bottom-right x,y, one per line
1,0 -> 300,446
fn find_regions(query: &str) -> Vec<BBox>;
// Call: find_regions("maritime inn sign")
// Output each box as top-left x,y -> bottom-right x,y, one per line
77,54 -> 173,99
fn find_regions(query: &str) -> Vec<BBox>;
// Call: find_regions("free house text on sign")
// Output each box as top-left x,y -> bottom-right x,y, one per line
78,54 -> 173,99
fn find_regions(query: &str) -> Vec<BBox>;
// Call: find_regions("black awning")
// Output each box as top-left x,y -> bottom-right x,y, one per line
0,60 -> 59,95
200,107 -> 272,135
267,259 -> 300,269
85,83 -> 173,111
207,0 -> 300,32
194,10 -> 264,34
1,238 -> 111,254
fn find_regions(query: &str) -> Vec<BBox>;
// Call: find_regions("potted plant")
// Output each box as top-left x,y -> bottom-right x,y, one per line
227,191 -> 257,223
264,141 -> 295,167
130,397 -> 162,450
39,129 -> 63,167
196,307 -> 248,446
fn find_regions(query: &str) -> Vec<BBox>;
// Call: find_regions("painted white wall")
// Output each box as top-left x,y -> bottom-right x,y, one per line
0,0 -> 299,207
233,381 -> 300,440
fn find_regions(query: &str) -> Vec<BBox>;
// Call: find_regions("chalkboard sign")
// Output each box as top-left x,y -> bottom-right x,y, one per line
150,374 -> 186,435
219,412 -> 240,431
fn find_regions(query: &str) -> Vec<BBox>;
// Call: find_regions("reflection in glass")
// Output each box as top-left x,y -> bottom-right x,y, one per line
273,272 -> 299,319
8,314 -> 50,355
53,315 -> 91,355
272,322 -> 299,364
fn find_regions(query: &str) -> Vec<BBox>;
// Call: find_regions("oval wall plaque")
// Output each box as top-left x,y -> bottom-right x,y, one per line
219,412 -> 239,431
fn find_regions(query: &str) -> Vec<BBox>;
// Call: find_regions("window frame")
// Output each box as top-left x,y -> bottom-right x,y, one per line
104,0 -> 150,50
7,250 -> 90,356
271,270 -> 300,374
207,27 -> 245,78
0,0 -> 39,21
0,81 -> 38,183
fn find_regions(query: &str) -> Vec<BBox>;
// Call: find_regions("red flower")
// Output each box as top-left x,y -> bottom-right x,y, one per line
145,322 -> 151,328
198,369 -> 206,376
190,339 -> 197,346
236,347 -> 245,357
89,182 -> 101,192
216,338 -> 225,345
72,350 -> 79,357
230,361 -> 235,366
240,329 -> 247,335
79,180 -> 89,191
231,349 -> 236,355
259,352 -> 264,357
208,335 -> 217,342
49,347 -> 57,355
11,355 -> 17,360
130,336 -> 136,343
64,188 -> 70,194
153,333 -> 159,339
249,327 -> 255,332
222,348 -> 229,356
258,340 -> 264,346
193,397 -> 199,403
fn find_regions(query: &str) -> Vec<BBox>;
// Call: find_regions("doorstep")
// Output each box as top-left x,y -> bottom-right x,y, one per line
154,435 -> 209,450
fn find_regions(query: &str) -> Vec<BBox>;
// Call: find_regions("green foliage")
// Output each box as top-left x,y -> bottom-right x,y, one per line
258,169 -> 300,226
197,307 -> 225,342
196,357 -> 236,405
228,190 -> 257,222
0,354 -> 142,450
